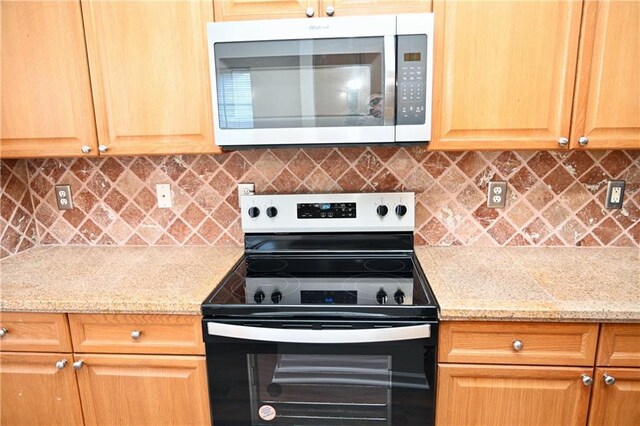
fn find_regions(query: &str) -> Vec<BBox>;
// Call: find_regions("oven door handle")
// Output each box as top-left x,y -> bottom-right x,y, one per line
207,322 -> 430,344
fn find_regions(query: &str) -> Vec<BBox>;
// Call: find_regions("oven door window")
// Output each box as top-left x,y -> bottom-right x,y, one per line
214,37 -> 385,129
249,354 -> 393,424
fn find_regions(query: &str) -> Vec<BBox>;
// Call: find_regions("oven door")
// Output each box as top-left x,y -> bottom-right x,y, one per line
203,319 -> 437,426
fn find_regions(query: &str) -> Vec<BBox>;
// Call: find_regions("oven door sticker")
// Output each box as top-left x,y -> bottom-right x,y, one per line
258,404 -> 276,421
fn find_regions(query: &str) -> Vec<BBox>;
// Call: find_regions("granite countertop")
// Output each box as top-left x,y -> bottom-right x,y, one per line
416,247 -> 640,322
0,246 -> 243,315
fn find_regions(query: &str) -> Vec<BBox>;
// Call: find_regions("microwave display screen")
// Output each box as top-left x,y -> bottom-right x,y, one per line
404,52 -> 421,62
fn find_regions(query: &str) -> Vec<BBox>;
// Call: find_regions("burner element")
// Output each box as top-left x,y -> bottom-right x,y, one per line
364,259 -> 407,273
247,259 -> 288,273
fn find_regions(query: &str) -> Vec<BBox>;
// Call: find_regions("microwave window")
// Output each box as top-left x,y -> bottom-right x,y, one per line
215,37 -> 385,129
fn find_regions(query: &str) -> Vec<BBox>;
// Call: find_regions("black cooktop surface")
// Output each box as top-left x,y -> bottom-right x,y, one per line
202,254 -> 438,318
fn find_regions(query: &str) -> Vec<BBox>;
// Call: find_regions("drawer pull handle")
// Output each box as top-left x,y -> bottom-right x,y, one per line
55,359 -> 68,369
581,374 -> 593,386
512,339 -> 524,351
0,327 -> 7,337
131,330 -> 142,340
72,360 -> 84,370
603,374 -> 616,386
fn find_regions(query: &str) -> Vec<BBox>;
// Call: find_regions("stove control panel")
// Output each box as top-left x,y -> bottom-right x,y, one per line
240,192 -> 414,233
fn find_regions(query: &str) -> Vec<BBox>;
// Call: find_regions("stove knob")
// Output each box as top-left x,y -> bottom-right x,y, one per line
248,207 -> 260,218
376,290 -> 388,305
267,207 -> 278,218
395,205 -> 408,217
376,205 -> 389,217
271,291 -> 282,304
254,290 -> 265,304
394,290 -> 405,305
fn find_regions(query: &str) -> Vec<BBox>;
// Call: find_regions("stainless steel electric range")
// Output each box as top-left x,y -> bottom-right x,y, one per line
202,192 -> 438,426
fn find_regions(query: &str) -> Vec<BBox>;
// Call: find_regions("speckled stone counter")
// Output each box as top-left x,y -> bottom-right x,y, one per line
416,247 -> 640,322
0,246 -> 243,314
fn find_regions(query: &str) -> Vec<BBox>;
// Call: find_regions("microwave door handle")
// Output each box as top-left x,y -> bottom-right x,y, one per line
383,35 -> 396,127
207,322 -> 430,344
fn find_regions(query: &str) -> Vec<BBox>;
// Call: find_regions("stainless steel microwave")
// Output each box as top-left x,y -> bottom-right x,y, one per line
207,14 -> 434,149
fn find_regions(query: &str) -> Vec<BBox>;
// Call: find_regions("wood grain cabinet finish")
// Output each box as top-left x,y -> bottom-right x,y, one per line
0,0 -> 98,159
0,352 -> 84,426
0,312 -> 73,353
68,314 -> 204,355
73,354 -> 210,426
438,321 -> 599,366
597,323 -> 640,368
588,367 -> 640,426
570,0 -> 640,149
214,0 -> 429,21
430,0 -> 582,150
436,364 -> 593,426
81,0 -> 219,156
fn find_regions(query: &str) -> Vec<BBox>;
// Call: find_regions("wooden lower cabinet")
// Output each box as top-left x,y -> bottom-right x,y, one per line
436,364 -> 592,426
0,352 -> 84,426
588,367 -> 640,426
74,354 -> 210,426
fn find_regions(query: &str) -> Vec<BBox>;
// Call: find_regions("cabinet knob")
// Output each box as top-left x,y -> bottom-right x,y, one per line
55,359 -> 68,369
131,330 -> 142,340
0,327 -> 7,337
305,7 -> 315,17
72,360 -> 84,370
81,145 -> 92,154
512,339 -> 524,351
581,374 -> 593,386
578,136 -> 589,146
325,6 -> 335,16
603,373 -> 616,386
98,144 -> 109,153
558,137 -> 569,147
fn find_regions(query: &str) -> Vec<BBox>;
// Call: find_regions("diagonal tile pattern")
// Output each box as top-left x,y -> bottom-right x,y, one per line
0,148 -> 638,255
0,160 -> 38,258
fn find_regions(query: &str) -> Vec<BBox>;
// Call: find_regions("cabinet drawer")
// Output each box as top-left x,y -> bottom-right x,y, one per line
597,323 -> 640,367
68,314 -> 204,355
439,321 -> 598,366
0,312 -> 72,353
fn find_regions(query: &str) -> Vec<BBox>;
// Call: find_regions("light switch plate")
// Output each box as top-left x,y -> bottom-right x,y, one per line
54,184 -> 73,210
487,181 -> 508,209
605,180 -> 625,209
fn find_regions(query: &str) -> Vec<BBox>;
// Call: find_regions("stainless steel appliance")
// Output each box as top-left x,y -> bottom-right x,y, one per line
201,192 -> 439,425
206,14 -> 434,148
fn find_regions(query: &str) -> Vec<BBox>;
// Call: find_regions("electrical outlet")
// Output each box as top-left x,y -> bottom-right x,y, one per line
156,184 -> 172,209
238,183 -> 255,204
605,180 -> 625,209
487,181 -> 508,208
54,185 -> 73,210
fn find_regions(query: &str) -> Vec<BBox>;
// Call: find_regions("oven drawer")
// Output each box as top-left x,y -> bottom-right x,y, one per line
438,321 -> 598,366
68,314 -> 204,355
0,312 -> 72,353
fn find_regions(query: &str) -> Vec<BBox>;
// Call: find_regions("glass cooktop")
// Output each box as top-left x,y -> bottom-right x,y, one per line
202,255 -> 438,318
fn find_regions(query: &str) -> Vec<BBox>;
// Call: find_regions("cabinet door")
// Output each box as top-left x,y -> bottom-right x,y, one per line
81,0 -> 218,155
0,0 -> 97,159
436,364 -> 592,426
430,0 -> 582,150
588,368 -> 640,426
74,354 -> 210,426
214,0 -> 318,21
570,0 -> 640,149
320,0 -> 430,17
0,352 -> 84,426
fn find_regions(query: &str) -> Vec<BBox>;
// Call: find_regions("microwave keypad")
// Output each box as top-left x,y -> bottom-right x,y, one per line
397,35 -> 427,126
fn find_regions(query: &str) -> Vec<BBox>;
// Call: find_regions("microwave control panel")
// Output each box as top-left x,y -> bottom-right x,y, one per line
397,35 -> 428,126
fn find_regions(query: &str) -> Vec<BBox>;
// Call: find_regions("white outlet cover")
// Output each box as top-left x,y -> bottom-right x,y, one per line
156,184 -> 172,209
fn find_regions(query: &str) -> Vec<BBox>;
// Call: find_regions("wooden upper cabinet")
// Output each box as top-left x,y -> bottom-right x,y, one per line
323,0 -> 430,17
81,0 -> 218,156
588,367 -> 640,426
0,0 -> 97,159
430,0 -> 582,150
214,0 -> 318,21
570,0 -> 640,150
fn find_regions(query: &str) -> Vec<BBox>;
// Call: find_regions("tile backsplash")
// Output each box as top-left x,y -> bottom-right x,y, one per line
1,147 -> 638,257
